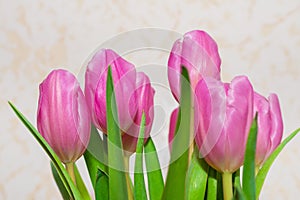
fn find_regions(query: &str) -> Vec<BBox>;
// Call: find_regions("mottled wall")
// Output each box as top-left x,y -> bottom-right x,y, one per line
1,0 -> 300,199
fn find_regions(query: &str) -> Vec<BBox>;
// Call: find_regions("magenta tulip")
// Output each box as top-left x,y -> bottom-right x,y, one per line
195,76 -> 253,173
37,69 -> 91,164
254,92 -> 283,166
85,49 -> 155,153
168,30 -> 221,101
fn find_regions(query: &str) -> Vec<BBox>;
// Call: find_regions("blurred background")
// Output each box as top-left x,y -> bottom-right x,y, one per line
1,0 -> 300,199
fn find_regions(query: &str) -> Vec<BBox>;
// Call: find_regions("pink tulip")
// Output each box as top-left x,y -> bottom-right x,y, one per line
37,69 -> 91,164
85,49 -> 155,153
122,72 -> 155,153
254,92 -> 283,166
168,30 -> 221,101
85,49 -> 137,134
195,76 -> 253,173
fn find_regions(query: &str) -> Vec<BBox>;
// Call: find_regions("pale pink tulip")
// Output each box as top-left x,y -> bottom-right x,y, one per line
195,76 -> 253,173
254,92 -> 283,166
168,30 -> 221,101
122,72 -> 155,153
37,69 -> 91,163
85,49 -> 155,153
85,49 -> 137,134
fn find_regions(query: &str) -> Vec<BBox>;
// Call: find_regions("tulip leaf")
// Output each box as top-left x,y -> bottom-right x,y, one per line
185,149 -> 209,200
95,169 -> 109,200
84,124 -> 108,188
144,137 -> 164,200
233,169 -> 241,198
242,117 -> 258,200
134,113 -> 148,200
51,162 -> 91,200
106,66 -> 129,200
51,162 -> 70,200
216,171 -> 223,200
74,163 -> 91,200
206,167 -> 217,200
162,66 -> 192,200
233,180 -> 246,200
8,102 -> 83,200
255,128 -> 300,199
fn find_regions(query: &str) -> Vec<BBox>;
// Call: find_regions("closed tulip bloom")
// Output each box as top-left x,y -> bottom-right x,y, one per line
254,93 -> 283,166
195,76 -> 253,173
168,30 -> 221,101
85,49 -> 155,153
37,69 -> 91,164
122,72 -> 155,153
85,49 -> 137,134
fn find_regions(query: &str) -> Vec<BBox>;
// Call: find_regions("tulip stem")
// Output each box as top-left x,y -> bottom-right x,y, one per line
66,162 -> 76,186
222,172 -> 233,200
124,156 -> 133,200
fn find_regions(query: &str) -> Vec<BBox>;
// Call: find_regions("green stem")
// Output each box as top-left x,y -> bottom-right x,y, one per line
222,172 -> 233,200
65,162 -> 76,186
124,156 -> 133,200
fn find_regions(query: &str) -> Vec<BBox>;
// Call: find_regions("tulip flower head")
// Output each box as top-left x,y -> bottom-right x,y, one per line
37,69 -> 91,164
85,49 -> 155,153
195,76 -> 253,173
122,72 -> 155,153
254,92 -> 283,166
168,30 -> 221,101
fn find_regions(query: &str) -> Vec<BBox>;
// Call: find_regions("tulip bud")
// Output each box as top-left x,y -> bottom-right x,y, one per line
37,69 -> 91,164
254,93 -> 283,166
85,49 -> 155,153
168,30 -> 221,101
85,49 -> 138,134
195,76 -> 253,173
122,72 -> 155,153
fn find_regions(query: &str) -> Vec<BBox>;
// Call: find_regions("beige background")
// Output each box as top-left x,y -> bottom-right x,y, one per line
1,0 -> 300,199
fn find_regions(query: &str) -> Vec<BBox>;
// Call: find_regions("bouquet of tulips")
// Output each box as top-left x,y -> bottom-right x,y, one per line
9,30 -> 300,200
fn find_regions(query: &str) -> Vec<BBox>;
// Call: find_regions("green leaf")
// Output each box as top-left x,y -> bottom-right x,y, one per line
106,66 -> 129,200
84,124 -> 108,188
206,167 -> 217,200
51,162 -> 70,200
144,137 -> 164,200
134,113 -> 147,200
8,102 -> 82,200
74,164 -> 91,200
185,149 -> 209,200
95,169 -> 109,200
256,128 -> 300,199
162,67 -> 192,200
233,169 -> 241,198
233,180 -> 246,200
242,117 -> 258,200
216,171 -> 223,200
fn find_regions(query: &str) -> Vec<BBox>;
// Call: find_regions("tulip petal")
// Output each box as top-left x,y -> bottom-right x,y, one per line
268,94 -> 283,153
168,30 -> 221,101
254,93 -> 283,165
195,76 -> 253,172
168,108 -> 179,152
123,72 -> 155,153
37,69 -> 91,163
85,49 -> 137,133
